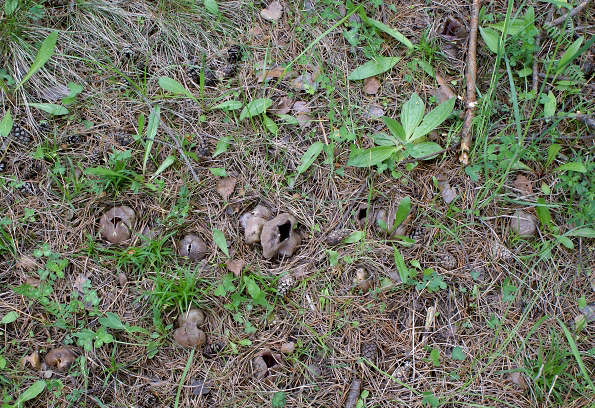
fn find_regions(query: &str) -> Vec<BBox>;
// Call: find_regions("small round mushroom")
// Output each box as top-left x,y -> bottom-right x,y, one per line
99,206 -> 136,244
173,320 -> 207,348
44,347 -> 76,371
176,308 -> 205,328
178,234 -> 208,261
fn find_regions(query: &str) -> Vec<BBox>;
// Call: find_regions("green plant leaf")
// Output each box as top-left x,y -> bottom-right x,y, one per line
1,311 -> 18,324
213,135 -> 230,157
451,346 -> 466,360
212,228 -> 229,257
557,318 -> 595,392
410,97 -> 455,142
347,146 -> 397,167
4,0 -> 18,16
262,114 -> 278,135
371,132 -> 400,146
489,19 -> 528,36
409,142 -> 443,159
382,116 -> 406,143
144,107 -> 160,173
149,155 -> 175,181
545,143 -> 561,168
0,109 -> 13,137
401,93 -> 425,139
26,103 -> 68,116
535,197 -> 555,233
565,228 -> 595,238
277,114 -> 299,125
209,167 -> 227,177
84,167 -> 125,177
479,26 -> 504,54
203,0 -> 219,14
541,91 -> 556,117
239,98 -> 273,120
296,142 -> 324,175
553,162 -> 586,173
99,312 -> 127,330
365,18 -> 413,50
158,77 -> 195,99
393,247 -> 409,284
347,57 -> 401,81
211,100 -> 242,111
344,231 -> 365,243
0,355 -> 6,370
557,36 -> 583,74
553,234 -> 574,249
430,348 -> 441,367
15,380 -> 47,406
390,196 -> 411,232
272,391 -> 287,407
15,31 -> 58,92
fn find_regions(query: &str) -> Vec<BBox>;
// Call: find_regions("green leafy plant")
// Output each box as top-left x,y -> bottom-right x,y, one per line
348,93 -> 455,172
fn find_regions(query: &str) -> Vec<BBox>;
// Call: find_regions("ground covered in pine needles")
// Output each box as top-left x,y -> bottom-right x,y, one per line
1,0 -> 595,407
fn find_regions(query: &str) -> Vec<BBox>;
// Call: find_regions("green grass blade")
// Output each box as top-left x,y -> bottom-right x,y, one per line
144,106 -> 160,174
557,318 -> 595,392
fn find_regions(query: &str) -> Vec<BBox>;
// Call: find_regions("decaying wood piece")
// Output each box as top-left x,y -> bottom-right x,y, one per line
460,0 -> 481,165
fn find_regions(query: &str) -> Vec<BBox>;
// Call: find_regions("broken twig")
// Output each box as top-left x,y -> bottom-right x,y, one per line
547,0 -> 591,27
344,377 -> 362,408
460,0 -> 481,165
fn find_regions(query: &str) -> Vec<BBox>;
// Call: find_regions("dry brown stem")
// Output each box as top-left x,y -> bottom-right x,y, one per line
460,0 -> 481,166
547,0 -> 591,27
344,377 -> 362,408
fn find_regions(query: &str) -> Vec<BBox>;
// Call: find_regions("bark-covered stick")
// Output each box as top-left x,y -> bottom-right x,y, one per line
460,0 -> 481,165
344,377 -> 362,408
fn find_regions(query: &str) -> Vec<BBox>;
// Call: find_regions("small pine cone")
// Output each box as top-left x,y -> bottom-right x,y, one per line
277,274 -> 296,297
202,341 -> 226,358
187,66 -> 217,86
437,251 -> 457,270
490,241 -> 513,262
115,133 -> 134,147
18,181 -> 39,196
361,342 -> 378,362
10,124 -> 31,145
215,63 -> 236,80
38,121 -> 50,135
122,45 -> 135,60
326,229 -> 350,246
393,360 -> 412,382
409,226 -> 425,242
65,134 -> 83,145
227,45 -> 243,64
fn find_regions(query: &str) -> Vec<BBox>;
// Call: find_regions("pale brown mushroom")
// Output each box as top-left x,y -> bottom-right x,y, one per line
173,320 -> 207,348
278,230 -> 301,257
240,205 -> 272,244
260,213 -> 297,259
176,308 -> 205,328
44,347 -> 76,371
178,234 -> 208,261
99,206 -> 136,244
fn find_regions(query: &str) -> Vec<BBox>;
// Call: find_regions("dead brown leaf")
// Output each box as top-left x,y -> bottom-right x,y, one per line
292,67 -> 321,91
16,255 -> 39,271
436,175 -> 457,204
190,379 -> 213,396
363,77 -> 380,95
216,177 -> 237,201
21,351 -> 41,370
271,96 -> 292,115
293,101 -> 312,128
433,73 -> 456,104
364,105 -> 385,119
225,259 -> 245,277
72,274 -> 87,299
260,1 -> 283,21
257,66 -> 287,83
514,174 -> 532,195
